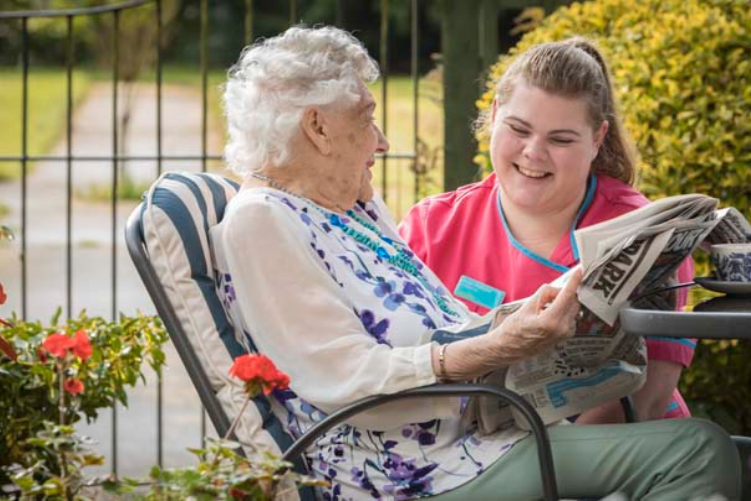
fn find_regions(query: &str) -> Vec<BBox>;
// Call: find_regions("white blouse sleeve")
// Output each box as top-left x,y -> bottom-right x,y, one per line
213,196 -> 460,430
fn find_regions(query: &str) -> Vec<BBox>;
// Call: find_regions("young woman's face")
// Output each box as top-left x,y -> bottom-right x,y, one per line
490,82 -> 608,217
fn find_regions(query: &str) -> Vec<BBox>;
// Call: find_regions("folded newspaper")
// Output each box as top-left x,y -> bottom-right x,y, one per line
431,194 -> 751,433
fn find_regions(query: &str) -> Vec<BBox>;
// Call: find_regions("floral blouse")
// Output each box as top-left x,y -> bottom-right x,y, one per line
210,188 -> 528,500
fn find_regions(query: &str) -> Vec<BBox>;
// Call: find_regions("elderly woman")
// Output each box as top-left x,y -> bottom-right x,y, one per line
211,26 -> 739,500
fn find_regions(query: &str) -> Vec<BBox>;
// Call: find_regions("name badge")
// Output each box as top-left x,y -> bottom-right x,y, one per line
454,275 -> 505,310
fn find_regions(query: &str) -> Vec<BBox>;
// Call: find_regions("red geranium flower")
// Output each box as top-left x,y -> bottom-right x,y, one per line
42,330 -> 92,360
229,354 -> 290,395
0,335 -> 17,361
63,377 -> 84,394
0,281 -> 7,305
229,487 -> 246,499
43,333 -> 76,358
71,329 -> 92,361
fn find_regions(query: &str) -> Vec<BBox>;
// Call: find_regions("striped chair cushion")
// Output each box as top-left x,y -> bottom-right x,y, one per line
140,172 -> 305,498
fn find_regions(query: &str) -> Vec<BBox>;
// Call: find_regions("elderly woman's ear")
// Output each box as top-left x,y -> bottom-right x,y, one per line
301,107 -> 332,156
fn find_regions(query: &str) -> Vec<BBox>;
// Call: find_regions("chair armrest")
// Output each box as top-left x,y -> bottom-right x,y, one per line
281,383 -> 559,501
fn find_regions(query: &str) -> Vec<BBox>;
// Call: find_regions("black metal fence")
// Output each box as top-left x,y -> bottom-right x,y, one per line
0,0 -> 423,478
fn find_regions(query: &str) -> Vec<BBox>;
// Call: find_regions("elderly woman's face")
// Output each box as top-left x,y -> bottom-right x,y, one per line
322,80 -> 389,207
490,82 -> 607,217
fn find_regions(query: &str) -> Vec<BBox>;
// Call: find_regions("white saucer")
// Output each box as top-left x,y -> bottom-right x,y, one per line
694,276 -> 751,297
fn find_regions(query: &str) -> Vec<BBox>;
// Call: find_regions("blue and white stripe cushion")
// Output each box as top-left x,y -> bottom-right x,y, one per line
141,172 -> 304,498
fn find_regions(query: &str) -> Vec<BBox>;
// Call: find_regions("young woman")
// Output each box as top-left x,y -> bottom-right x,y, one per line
400,38 -> 695,424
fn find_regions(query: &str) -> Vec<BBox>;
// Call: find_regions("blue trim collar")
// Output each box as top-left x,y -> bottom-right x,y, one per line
496,174 -> 597,273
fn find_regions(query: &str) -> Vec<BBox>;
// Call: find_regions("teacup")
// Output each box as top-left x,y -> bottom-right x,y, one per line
710,243 -> 751,282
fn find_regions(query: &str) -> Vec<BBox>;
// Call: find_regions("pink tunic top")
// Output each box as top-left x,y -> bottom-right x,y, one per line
400,173 -> 695,419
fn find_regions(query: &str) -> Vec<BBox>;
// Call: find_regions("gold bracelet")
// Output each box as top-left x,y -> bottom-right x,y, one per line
438,343 -> 449,381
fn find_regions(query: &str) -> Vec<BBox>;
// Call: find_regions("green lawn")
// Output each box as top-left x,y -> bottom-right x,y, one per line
369,76 -> 445,220
0,68 -> 90,180
0,65 -> 445,218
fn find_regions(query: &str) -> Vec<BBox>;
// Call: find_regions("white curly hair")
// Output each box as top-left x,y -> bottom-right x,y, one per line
222,25 -> 380,178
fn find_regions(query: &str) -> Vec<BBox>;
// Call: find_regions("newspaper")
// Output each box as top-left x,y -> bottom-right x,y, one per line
459,194 -> 751,432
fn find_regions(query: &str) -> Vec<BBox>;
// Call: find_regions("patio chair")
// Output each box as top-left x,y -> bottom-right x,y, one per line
124,171 -> 559,501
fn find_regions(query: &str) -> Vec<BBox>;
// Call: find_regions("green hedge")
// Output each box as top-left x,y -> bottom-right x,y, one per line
476,0 -> 751,433
477,0 -> 751,208
681,338 -> 751,434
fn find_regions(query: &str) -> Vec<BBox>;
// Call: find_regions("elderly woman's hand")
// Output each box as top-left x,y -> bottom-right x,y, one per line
488,268 -> 583,365
434,269 -> 583,381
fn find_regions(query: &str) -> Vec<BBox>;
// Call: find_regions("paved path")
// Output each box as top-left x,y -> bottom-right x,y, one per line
0,81 -> 222,478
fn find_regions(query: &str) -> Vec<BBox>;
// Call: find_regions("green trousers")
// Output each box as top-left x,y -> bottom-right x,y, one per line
430,418 -> 740,500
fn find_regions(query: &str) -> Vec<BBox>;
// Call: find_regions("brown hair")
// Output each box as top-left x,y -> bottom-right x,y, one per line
488,38 -> 636,185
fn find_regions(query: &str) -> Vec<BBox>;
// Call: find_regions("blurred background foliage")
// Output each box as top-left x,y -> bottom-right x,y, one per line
682,337 -> 751,435
0,0 -> 442,72
476,0 -> 751,434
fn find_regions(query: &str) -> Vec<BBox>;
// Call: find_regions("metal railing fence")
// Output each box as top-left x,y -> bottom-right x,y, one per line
0,0 -> 423,477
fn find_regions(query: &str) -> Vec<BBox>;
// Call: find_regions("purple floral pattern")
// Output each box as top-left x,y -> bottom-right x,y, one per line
215,271 -> 237,313
215,190 -> 529,500
359,309 -> 391,345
